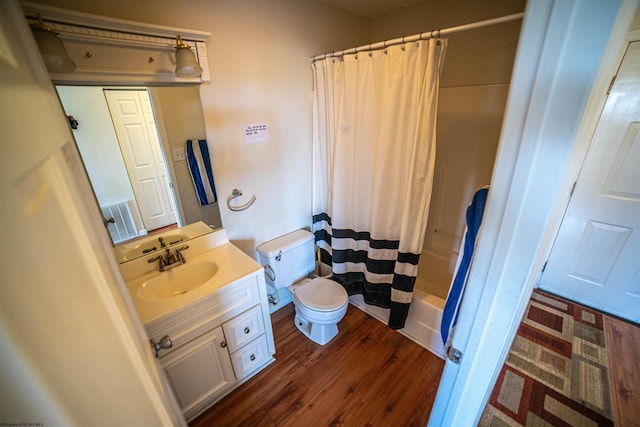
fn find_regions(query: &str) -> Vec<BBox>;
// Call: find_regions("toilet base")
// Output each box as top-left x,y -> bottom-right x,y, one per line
293,309 -> 339,345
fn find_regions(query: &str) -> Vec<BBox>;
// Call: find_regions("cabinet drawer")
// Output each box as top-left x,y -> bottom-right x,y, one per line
230,334 -> 270,380
147,275 -> 260,353
222,305 -> 264,353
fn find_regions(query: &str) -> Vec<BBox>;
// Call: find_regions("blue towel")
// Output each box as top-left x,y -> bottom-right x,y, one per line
441,187 -> 489,346
186,139 -> 218,205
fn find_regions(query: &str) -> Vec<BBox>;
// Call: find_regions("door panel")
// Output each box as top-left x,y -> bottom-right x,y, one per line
105,89 -> 176,231
141,91 -> 177,219
161,326 -> 235,421
539,41 -> 640,323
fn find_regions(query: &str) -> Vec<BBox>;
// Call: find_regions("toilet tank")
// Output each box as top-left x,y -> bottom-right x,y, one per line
256,229 -> 315,289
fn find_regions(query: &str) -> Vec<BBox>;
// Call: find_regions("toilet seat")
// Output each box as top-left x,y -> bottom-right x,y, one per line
293,278 -> 348,312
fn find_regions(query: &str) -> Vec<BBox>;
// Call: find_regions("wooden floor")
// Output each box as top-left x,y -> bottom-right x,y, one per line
190,303 -> 445,427
604,314 -> 640,426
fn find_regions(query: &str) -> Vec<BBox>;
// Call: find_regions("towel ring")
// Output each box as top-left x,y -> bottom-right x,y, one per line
227,188 -> 256,212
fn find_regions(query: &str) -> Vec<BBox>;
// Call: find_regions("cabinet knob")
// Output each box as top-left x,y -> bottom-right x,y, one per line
150,335 -> 172,358
220,341 -> 227,348
244,327 -> 250,334
250,354 -> 256,361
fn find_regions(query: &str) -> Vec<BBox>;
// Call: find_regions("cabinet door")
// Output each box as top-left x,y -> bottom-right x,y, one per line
161,326 -> 235,420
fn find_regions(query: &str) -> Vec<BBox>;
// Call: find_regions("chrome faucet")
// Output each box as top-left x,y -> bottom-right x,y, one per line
148,245 -> 190,272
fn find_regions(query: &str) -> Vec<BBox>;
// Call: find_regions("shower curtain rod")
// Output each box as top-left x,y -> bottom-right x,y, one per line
310,12 -> 524,61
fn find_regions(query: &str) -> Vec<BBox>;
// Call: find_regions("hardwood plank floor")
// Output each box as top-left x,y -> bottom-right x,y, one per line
604,315 -> 640,427
190,303 -> 445,427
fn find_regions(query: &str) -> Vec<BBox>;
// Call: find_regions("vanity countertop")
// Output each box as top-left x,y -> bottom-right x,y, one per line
122,230 -> 263,324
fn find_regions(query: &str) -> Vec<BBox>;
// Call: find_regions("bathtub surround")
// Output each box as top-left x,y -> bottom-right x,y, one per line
312,38 -> 447,329
379,2 -> 525,302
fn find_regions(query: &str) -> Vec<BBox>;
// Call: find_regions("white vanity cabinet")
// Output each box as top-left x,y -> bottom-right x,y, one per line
160,325 -> 235,418
145,270 -> 275,422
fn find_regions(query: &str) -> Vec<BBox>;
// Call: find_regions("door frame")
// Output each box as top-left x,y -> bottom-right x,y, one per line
429,0 -> 638,425
538,33 -> 640,321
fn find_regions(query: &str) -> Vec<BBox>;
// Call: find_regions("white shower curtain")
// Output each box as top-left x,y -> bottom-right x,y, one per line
312,39 -> 447,329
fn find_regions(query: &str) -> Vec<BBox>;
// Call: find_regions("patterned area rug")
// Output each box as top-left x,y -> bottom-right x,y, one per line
480,290 -> 614,426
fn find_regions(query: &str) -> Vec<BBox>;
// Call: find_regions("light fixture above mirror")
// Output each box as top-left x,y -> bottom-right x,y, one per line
31,13 -> 75,73
22,2 -> 210,84
175,35 -> 202,78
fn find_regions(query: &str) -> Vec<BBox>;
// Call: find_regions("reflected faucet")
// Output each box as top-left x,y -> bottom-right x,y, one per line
148,245 -> 189,272
159,236 -> 166,248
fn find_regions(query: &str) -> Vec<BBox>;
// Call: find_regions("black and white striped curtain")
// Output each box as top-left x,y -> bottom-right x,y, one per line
312,39 -> 446,329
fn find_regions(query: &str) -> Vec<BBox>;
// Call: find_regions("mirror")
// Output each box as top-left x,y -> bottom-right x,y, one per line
56,85 -> 222,263
114,221 -> 213,263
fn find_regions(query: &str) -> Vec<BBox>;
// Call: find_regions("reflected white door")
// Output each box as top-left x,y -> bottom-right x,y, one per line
539,41 -> 640,323
105,89 -> 176,231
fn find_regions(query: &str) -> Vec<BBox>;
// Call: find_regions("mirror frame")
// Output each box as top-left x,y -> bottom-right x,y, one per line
23,2 -> 219,263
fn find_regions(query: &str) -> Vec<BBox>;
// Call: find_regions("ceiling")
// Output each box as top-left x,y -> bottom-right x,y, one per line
318,0 -> 428,18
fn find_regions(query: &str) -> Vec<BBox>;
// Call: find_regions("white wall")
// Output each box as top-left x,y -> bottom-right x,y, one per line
32,0 -> 372,257
1,0 -> 184,423
151,86 -> 222,228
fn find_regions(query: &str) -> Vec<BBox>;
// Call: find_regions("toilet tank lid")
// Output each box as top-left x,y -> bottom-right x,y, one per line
256,229 -> 314,258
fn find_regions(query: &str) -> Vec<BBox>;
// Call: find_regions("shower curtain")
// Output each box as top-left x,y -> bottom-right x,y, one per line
312,39 -> 447,329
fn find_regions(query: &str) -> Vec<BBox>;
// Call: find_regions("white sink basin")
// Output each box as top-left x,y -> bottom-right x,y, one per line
137,261 -> 218,300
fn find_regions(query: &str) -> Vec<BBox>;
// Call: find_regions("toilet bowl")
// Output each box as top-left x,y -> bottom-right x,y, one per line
289,277 -> 348,345
256,229 -> 349,345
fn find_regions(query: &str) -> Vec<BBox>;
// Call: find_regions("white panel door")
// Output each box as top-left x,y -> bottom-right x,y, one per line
140,91 -> 178,220
105,89 -> 176,231
539,41 -> 640,323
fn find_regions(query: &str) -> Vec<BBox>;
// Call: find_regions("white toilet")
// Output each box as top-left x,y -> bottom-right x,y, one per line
256,229 -> 348,345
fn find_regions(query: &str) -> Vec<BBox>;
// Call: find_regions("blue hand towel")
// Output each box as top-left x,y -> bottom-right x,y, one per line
441,187 -> 489,346
186,139 -> 218,205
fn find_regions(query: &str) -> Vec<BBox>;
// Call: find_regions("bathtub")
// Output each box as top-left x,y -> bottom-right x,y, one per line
349,277 -> 447,359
